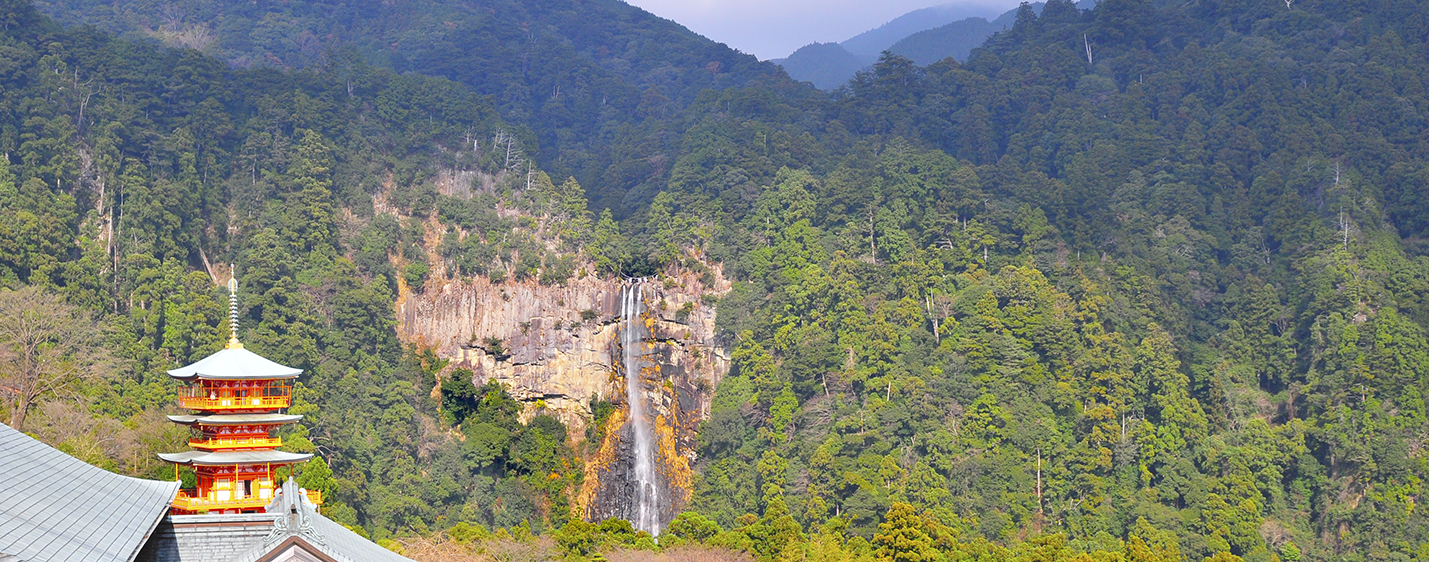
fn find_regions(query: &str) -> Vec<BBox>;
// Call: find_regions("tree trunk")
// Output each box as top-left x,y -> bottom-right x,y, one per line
10,394 -> 29,431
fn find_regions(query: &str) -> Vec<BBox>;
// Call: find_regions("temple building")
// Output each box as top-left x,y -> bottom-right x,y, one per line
0,276 -> 413,562
159,278 -> 314,514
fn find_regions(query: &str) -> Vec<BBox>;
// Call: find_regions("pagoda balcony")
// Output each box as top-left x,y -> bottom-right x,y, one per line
188,436 -> 284,450
179,394 -> 291,410
172,488 -> 324,510
172,489 -> 272,512
178,382 -> 291,411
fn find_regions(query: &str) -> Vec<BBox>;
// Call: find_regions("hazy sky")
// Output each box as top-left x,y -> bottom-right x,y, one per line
623,0 -> 1020,60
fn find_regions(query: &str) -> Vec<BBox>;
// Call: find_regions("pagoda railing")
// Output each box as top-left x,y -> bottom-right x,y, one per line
178,381 -> 291,411
172,489 -> 272,512
188,436 -> 284,450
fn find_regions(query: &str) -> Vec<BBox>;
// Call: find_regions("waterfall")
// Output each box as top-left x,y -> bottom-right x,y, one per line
622,281 -> 661,535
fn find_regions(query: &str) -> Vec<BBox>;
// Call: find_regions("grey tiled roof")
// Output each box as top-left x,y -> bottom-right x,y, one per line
229,479 -> 413,562
167,348 -> 301,380
0,422 -> 179,562
156,450 -> 313,466
139,479 -> 414,562
166,414 -> 302,426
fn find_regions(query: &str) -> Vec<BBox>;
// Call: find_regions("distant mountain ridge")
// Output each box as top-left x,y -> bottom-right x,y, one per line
778,0 -> 1095,90
886,16 -> 1010,67
839,3 -> 1004,60
885,4 -> 1026,66
774,2 -> 1018,90
775,42 -> 869,90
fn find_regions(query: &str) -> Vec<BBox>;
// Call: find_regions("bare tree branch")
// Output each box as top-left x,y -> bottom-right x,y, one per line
0,286 -> 115,431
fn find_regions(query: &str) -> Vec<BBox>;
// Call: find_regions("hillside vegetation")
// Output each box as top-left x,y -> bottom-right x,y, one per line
0,0 -> 617,540
31,0 -> 789,215
4,0 -> 1429,560
663,0 -> 1429,559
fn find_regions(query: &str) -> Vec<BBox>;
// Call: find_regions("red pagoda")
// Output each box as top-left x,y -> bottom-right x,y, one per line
160,275 -> 317,514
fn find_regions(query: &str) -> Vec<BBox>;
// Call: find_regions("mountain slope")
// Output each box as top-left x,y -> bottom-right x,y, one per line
32,0 -> 773,106
776,2 -> 1005,90
774,42 -> 868,90
655,0 -> 1429,557
31,0 -> 792,215
839,2 -> 1003,60
781,1 -> 1105,90
885,15 -> 1010,66
12,0 -> 1429,557
888,0 -> 1100,65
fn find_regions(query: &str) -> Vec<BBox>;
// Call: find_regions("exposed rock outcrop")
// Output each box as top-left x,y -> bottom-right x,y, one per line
396,262 -> 730,528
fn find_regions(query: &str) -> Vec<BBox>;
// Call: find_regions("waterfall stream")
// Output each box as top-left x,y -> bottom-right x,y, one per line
622,282 -> 661,535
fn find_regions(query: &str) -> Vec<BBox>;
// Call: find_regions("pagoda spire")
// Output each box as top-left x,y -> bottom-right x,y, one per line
227,266 -> 243,350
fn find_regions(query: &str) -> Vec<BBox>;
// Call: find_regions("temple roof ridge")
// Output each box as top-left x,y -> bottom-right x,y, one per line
225,478 -> 413,562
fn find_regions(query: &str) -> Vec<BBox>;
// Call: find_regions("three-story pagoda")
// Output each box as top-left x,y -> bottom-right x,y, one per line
160,276 -> 317,514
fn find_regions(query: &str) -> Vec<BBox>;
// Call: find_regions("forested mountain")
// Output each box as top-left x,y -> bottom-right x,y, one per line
839,3 -> 1003,60
781,1 -> 1102,91
776,43 -> 870,90
5,0 -> 1429,560
31,0 -> 788,215
0,0 -> 588,541
778,3 -> 1020,90
886,8 -> 1021,66
668,0 -> 1429,559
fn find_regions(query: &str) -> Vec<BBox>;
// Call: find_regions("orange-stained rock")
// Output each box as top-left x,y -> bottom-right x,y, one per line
396,258 -> 730,527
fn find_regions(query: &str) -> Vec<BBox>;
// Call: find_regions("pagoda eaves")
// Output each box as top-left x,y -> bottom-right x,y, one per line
167,346 -> 302,380
168,413 -> 304,425
159,450 -> 314,466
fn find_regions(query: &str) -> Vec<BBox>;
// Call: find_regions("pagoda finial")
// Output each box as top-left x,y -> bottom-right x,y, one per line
227,266 -> 243,350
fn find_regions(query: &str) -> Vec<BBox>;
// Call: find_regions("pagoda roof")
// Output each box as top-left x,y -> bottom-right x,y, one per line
167,413 -> 303,426
167,347 -> 302,381
158,450 -> 313,466
0,422 -> 179,562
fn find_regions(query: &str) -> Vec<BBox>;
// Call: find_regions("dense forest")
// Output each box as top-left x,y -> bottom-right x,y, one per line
29,0 -> 788,215
4,0 -> 1429,560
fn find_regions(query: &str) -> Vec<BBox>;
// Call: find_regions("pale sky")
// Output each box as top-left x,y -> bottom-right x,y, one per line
623,0 -> 1021,60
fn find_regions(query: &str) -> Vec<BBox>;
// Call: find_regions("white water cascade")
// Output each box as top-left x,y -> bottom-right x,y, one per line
622,281 -> 661,535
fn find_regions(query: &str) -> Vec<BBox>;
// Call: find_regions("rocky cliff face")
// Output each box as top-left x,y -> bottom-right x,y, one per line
395,263 -> 730,528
